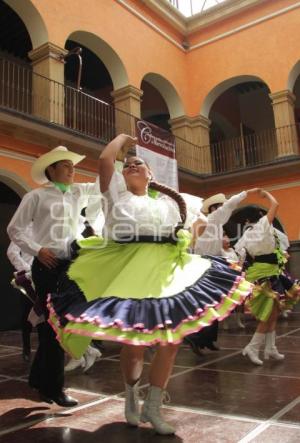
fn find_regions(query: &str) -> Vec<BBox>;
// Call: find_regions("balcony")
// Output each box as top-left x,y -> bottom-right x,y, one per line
0,56 -> 299,177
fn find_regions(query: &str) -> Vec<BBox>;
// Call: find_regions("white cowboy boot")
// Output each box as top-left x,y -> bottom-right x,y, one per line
124,381 -> 140,426
140,386 -> 175,435
242,332 -> 265,365
235,312 -> 245,329
65,356 -> 85,372
264,331 -> 285,360
83,345 -> 102,372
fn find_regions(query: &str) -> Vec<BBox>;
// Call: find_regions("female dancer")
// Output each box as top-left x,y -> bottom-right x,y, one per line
48,134 -> 251,434
235,190 -> 300,365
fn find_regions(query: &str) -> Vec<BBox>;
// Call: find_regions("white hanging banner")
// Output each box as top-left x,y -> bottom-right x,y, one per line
135,120 -> 179,190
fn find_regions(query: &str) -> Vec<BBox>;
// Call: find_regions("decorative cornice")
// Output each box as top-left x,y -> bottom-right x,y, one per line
269,90 -> 296,106
189,1 -> 300,51
28,42 -> 67,64
169,115 -> 193,129
119,0 -> 300,52
111,85 -> 143,101
129,0 -> 269,35
190,115 -> 211,129
187,0 -> 268,33
139,0 -> 186,33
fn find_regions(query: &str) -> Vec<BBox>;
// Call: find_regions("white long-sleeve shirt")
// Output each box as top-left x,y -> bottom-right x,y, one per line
194,191 -> 247,256
7,182 -> 101,259
7,242 -> 33,272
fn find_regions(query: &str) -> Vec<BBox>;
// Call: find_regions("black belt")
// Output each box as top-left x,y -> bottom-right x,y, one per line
116,235 -> 178,245
254,253 -> 278,265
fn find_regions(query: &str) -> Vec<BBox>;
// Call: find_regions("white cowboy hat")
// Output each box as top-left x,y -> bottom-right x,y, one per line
31,146 -> 86,184
202,193 -> 227,214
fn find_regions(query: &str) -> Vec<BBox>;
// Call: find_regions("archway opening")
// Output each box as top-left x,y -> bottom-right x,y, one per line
202,77 -> 275,173
64,32 -> 127,141
65,39 -> 114,104
0,182 -> 23,330
141,73 -> 184,130
141,79 -> 171,131
292,70 -> 300,126
0,0 -> 32,61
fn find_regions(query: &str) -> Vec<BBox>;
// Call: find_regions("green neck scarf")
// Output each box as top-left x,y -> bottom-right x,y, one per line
53,181 -> 71,193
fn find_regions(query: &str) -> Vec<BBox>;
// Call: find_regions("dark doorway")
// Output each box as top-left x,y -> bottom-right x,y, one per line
0,182 -> 23,330
0,0 -> 32,60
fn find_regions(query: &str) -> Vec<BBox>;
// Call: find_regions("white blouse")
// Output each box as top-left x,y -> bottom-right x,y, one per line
234,216 -> 288,257
102,171 -> 203,240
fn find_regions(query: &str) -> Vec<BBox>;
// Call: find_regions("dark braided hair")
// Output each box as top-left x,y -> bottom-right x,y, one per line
149,180 -> 187,235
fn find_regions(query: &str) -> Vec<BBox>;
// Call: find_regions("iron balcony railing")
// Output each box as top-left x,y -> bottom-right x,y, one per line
0,56 -> 299,176
209,124 -> 300,173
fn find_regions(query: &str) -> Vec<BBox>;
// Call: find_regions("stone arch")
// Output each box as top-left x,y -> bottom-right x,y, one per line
287,60 -> 300,91
200,75 -> 270,118
66,31 -> 128,90
0,169 -> 31,197
4,0 -> 48,49
288,60 -> 300,125
141,73 -> 184,119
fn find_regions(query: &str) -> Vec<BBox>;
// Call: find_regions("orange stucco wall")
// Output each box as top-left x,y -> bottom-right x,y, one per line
27,0 -> 300,118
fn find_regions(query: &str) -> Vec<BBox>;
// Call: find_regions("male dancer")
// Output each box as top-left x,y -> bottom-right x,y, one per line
8,146 -> 100,406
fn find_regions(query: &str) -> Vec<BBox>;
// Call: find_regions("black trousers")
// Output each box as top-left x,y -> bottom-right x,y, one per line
29,258 -> 68,397
20,295 -> 33,352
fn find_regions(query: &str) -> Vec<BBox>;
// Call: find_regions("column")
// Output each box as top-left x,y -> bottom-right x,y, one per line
111,85 -> 143,136
169,116 -> 194,171
29,42 -> 67,125
269,90 -> 298,157
190,115 -> 212,173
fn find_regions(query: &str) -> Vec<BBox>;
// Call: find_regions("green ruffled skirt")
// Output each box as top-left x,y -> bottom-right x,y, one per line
245,262 -> 300,322
48,234 -> 252,357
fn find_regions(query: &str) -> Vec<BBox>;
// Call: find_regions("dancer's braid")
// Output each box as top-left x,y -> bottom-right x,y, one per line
149,181 -> 187,235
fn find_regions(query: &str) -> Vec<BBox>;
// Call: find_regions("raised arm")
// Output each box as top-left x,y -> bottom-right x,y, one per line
98,134 -> 137,193
259,190 -> 279,224
210,188 -> 260,226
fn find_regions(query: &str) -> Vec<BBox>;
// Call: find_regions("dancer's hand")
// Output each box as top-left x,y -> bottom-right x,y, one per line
246,188 -> 261,195
38,248 -> 58,268
116,135 -> 137,161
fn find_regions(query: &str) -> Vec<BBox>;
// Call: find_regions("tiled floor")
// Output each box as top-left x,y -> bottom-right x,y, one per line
0,311 -> 300,443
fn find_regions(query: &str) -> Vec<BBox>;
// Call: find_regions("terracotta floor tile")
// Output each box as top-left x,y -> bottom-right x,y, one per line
1,321 -> 300,443
250,425 -> 300,442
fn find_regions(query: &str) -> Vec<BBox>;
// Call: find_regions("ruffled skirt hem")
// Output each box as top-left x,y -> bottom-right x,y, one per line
48,256 -> 252,357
